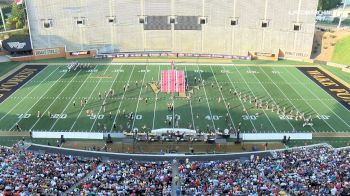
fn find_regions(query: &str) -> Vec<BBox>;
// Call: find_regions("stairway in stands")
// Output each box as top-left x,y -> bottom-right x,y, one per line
172,159 -> 181,196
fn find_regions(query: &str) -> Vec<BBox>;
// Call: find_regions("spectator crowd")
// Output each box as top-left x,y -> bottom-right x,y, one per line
71,160 -> 173,195
0,143 -> 97,195
178,145 -> 350,196
0,143 -> 349,196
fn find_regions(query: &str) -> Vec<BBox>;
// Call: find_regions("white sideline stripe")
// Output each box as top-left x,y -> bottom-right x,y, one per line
89,65 -> 124,132
209,65 -> 236,131
258,67 -> 316,132
110,65 -> 136,131
184,65 -> 195,130
288,67 -> 350,129
28,70 -> 83,131
221,65 -> 257,132
6,96 -> 337,102
28,80 -> 319,86
196,64 -> 216,129
68,64 -> 115,132
48,65 -> 97,131
41,62 -> 312,67
0,66 -> 57,122
152,65 -> 161,130
9,67 -> 67,130
278,67 -> 336,132
131,64 -> 148,130
231,66 -> 279,132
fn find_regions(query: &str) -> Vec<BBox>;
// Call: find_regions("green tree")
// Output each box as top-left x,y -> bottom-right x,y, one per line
5,2 -> 26,30
318,0 -> 342,10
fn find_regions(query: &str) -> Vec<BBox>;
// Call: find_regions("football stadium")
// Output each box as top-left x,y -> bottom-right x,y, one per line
0,0 -> 349,195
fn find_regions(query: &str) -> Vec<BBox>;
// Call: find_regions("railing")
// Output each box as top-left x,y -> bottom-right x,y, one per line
96,52 -> 251,60
22,142 -> 345,162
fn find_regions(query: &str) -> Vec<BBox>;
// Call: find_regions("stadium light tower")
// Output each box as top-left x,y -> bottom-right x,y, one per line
337,0 -> 350,29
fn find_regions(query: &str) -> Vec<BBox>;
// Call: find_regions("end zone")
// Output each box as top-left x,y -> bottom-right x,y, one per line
0,65 -> 47,103
298,66 -> 350,111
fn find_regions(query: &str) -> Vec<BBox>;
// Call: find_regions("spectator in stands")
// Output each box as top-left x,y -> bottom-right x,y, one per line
0,143 -> 349,196
0,144 -> 97,195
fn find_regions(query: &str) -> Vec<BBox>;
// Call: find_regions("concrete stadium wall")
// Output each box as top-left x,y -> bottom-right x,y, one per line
26,0 -> 318,60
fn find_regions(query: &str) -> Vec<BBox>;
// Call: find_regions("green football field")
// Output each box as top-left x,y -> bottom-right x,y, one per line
0,62 -> 349,134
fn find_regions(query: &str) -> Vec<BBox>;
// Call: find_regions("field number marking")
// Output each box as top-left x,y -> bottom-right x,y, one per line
279,115 -> 294,120
205,115 -> 222,121
87,69 -> 98,73
113,69 -> 124,73
166,115 -> 180,120
135,115 -> 143,120
316,115 -> 330,120
272,71 -> 281,74
90,114 -> 104,120
242,115 -> 257,120
18,114 -> 31,119
247,70 -> 258,74
52,114 -> 67,119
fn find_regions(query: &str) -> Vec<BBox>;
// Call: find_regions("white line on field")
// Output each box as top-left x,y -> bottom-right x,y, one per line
287,67 -> 350,129
209,65 -> 236,131
152,65 -> 161,130
110,65 -> 136,131
68,64 -> 115,132
89,65 -> 124,132
232,66 -> 278,132
48,65 -> 97,131
221,65 -> 257,133
0,66 -> 58,122
131,64 -> 148,130
279,67 -> 336,132
258,66 -> 316,132
196,64 -> 216,130
184,65 -> 195,130
27,70 -> 83,131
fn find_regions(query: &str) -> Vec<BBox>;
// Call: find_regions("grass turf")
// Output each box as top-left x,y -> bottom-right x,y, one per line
0,61 -> 23,77
331,36 -> 350,66
320,65 -> 350,85
0,62 -> 349,135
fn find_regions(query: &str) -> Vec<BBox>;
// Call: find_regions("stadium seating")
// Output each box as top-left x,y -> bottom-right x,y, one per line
74,161 -> 173,195
178,146 -> 350,195
0,143 -> 349,195
0,144 -> 98,195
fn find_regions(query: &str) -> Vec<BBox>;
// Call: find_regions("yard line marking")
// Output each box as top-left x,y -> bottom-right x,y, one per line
152,65 -> 161,130
279,67 -> 336,132
196,64 -> 216,130
232,66 -> 278,132
27,70 -> 82,131
258,67 -> 316,132
89,65 -> 124,132
288,67 -> 350,129
68,64 -> 116,132
184,65 -> 195,130
131,64 -> 149,131
209,65 -> 236,132
48,65 -> 97,131
110,65 -> 136,131
9,67 -> 68,131
0,66 -> 59,122
221,65 -> 257,133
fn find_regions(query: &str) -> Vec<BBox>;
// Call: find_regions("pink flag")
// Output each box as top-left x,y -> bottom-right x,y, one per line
16,0 -> 23,5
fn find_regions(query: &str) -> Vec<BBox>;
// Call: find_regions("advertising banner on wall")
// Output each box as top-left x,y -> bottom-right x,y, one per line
2,37 -> 32,52
97,52 -> 251,60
